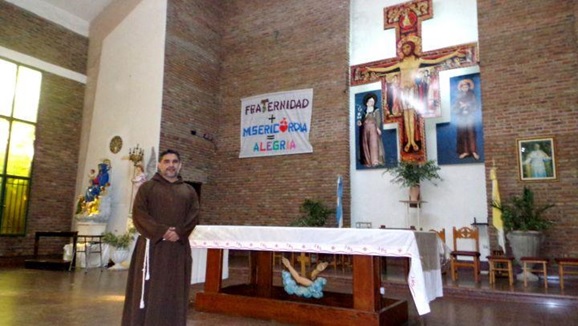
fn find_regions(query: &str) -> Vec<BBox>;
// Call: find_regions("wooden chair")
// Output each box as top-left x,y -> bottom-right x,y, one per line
429,228 -> 446,244
429,228 -> 447,273
323,253 -> 351,272
273,251 -> 286,266
554,257 -> 578,290
77,234 -> 104,272
487,254 -> 515,286
450,226 -> 481,283
521,257 -> 549,288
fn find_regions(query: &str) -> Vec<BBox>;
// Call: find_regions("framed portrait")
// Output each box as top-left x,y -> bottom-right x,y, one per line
354,90 -> 398,170
517,137 -> 557,181
435,66 -> 485,165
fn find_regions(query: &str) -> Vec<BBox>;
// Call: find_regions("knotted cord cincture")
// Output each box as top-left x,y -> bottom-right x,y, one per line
139,238 -> 151,309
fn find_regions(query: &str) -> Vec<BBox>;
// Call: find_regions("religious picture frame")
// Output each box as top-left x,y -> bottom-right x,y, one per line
435,66 -> 485,165
517,136 -> 557,181
354,89 -> 398,170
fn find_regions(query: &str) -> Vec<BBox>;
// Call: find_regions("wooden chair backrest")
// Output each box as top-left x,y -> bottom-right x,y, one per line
452,226 -> 479,252
430,228 -> 446,244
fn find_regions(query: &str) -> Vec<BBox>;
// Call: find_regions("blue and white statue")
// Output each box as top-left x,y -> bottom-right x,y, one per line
281,257 -> 328,299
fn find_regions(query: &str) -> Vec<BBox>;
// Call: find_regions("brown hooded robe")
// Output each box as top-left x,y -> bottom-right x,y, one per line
122,173 -> 199,326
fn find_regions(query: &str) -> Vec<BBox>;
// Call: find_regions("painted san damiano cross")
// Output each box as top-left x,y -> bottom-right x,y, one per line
351,0 -> 478,167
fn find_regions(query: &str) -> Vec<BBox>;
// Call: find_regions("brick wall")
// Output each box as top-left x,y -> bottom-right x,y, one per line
0,2 -> 87,256
0,2 -> 87,73
162,0 -> 351,227
478,0 -> 578,257
161,0 -> 223,183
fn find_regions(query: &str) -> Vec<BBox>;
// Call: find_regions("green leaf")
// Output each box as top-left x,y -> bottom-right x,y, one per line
491,186 -> 554,232
290,199 -> 334,227
382,160 -> 442,188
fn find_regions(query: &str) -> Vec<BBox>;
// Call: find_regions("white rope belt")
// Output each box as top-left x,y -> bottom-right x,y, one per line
139,238 -> 151,309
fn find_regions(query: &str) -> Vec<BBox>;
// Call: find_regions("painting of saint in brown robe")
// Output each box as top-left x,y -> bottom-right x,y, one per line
452,78 -> 480,160
122,149 -> 199,326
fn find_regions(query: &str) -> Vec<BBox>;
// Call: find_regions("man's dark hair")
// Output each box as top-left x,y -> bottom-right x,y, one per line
159,149 -> 181,162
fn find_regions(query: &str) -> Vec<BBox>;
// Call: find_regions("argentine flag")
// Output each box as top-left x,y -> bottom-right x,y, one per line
336,175 -> 343,228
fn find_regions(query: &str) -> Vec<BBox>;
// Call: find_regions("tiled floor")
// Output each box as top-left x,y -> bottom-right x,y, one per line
1,256 -> 577,325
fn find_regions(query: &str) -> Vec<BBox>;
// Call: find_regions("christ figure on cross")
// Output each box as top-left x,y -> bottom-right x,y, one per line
365,39 -> 466,153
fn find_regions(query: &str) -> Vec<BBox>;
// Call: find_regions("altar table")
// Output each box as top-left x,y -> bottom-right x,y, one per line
190,226 -> 443,325
190,248 -> 229,284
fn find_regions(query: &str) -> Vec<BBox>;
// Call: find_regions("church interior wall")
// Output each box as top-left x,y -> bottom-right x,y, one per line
0,0 -> 576,260
160,0 -> 223,186
0,1 -> 87,255
194,0 -> 351,227
477,0 -> 578,258
350,0 -> 489,256
79,0 -> 167,234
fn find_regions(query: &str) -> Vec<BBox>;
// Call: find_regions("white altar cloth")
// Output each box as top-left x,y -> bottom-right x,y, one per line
190,248 -> 229,284
189,225 -> 443,315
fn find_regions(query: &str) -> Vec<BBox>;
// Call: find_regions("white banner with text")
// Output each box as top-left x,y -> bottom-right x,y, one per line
240,88 -> 313,158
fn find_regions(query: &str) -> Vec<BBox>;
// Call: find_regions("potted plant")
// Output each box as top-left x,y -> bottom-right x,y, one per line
383,160 -> 442,201
102,229 -> 135,249
493,186 -> 554,233
290,199 -> 334,227
102,228 -> 136,269
492,186 -> 554,279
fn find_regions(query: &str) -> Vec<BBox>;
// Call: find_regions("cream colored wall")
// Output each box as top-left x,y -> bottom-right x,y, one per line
75,0 -> 166,234
350,0 -> 489,256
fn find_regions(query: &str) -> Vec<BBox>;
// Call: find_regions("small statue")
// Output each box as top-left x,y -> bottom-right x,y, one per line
88,169 -> 97,185
281,257 -> 328,299
88,196 -> 100,216
75,195 -> 85,215
96,159 -> 111,187
146,146 -> 157,180
76,160 -> 112,222
84,183 -> 101,202
132,164 -> 147,191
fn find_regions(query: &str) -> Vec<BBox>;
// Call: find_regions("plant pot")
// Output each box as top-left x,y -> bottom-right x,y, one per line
409,185 -> 420,202
507,230 -> 544,281
109,247 -> 130,270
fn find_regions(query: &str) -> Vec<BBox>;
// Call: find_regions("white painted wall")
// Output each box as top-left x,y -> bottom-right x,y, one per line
350,0 -> 489,256
80,0 -> 166,234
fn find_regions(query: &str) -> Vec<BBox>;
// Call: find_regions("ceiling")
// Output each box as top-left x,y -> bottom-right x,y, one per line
33,0 -> 112,22
7,0 -> 114,36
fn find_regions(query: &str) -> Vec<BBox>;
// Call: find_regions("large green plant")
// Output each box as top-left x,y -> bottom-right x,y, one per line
102,228 -> 136,249
383,160 -> 442,188
492,186 -> 554,232
290,199 -> 334,227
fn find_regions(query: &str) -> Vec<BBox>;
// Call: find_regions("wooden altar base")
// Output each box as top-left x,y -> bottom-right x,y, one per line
194,249 -> 409,326
196,285 -> 408,326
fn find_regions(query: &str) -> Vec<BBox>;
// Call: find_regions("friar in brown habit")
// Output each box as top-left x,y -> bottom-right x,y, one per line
122,149 -> 200,326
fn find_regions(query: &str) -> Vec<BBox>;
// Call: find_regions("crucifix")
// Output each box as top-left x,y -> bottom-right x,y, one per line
351,0 -> 478,163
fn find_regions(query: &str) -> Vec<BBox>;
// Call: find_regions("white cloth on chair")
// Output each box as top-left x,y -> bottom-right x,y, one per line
63,243 -> 111,268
